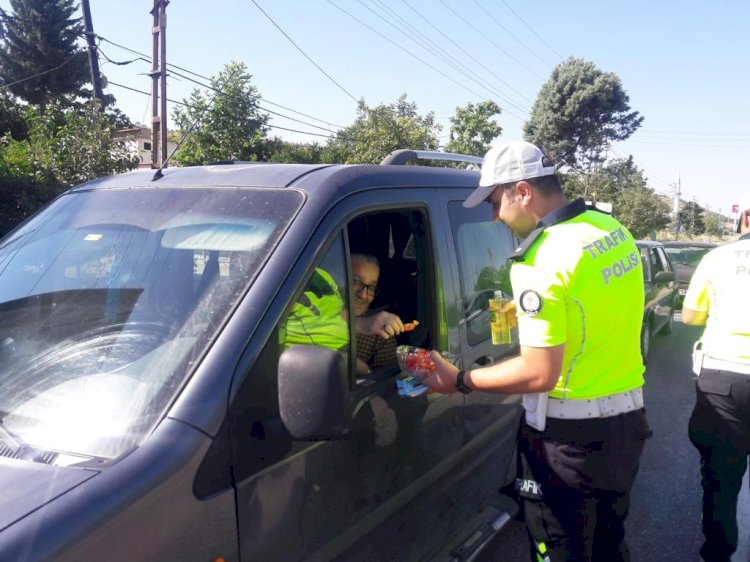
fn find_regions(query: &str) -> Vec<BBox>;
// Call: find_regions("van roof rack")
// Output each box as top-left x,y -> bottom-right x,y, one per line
380,149 -> 483,167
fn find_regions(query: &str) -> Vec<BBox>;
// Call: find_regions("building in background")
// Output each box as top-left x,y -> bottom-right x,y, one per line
114,125 -> 177,169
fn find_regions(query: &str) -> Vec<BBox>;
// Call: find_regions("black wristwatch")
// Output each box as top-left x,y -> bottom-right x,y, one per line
455,370 -> 473,394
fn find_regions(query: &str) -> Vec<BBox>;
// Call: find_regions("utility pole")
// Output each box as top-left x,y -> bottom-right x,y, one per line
691,195 -> 697,237
150,0 -> 169,169
81,0 -> 104,107
672,175 -> 682,240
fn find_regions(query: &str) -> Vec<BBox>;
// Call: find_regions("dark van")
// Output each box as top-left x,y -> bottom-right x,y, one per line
0,151 -> 522,561
635,240 -> 677,362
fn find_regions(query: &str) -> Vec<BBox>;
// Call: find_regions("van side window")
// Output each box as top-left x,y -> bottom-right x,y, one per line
639,247 -> 651,280
348,210 -> 431,353
447,202 -> 515,346
229,232 -> 352,479
650,248 -> 664,274
655,247 -> 672,272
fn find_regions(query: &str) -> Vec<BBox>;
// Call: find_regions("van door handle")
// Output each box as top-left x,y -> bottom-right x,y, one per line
470,355 -> 495,369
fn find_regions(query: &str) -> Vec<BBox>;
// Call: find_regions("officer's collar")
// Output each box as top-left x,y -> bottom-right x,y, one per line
739,232 -> 750,241
509,198 -> 588,261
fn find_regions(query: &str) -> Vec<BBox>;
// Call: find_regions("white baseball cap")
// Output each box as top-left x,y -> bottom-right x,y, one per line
463,141 -> 557,208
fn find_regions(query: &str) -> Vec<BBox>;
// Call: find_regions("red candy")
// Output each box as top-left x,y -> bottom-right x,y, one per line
403,348 -> 436,374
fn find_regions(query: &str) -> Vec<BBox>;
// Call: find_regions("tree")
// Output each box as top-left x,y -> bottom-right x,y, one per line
265,138 -> 323,163
678,201 -> 706,237
562,157 -> 670,238
702,210 -> 723,238
0,91 -> 28,139
445,100 -> 502,157
0,0 -> 89,108
612,186 -> 671,239
0,100 -> 138,233
563,156 -> 643,201
524,57 -> 643,173
171,61 -> 269,166
324,94 -> 441,164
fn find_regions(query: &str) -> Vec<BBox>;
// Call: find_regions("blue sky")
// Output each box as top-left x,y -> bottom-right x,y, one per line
6,1 -> 750,216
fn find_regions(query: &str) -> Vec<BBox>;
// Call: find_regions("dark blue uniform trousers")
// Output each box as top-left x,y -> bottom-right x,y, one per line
517,409 -> 652,562
689,369 -> 750,562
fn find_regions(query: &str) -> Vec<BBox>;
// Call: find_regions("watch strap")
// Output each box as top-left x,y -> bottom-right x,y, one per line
456,370 -> 473,394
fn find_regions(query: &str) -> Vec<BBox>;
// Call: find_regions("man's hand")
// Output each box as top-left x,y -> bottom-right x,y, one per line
420,350 -> 460,394
501,300 -> 518,329
356,311 -> 405,339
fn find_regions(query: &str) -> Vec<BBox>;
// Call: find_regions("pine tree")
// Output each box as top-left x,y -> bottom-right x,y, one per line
0,0 -> 89,107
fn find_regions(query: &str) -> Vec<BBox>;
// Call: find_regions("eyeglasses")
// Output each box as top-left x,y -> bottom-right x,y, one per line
353,278 -> 378,297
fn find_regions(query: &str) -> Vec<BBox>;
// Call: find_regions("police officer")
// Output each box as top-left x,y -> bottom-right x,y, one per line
683,191 -> 750,562
423,141 -> 652,561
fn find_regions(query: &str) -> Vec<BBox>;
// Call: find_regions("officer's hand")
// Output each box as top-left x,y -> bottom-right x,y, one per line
501,300 -> 518,329
421,351 -> 459,394
357,311 -> 405,339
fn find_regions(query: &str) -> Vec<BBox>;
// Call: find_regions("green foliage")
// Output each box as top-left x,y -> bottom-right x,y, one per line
475,260 -> 513,296
0,0 -> 89,107
264,137 -> 323,163
612,185 -> 670,239
702,211 -> 723,237
524,57 -> 643,172
171,61 -> 268,166
0,101 -> 139,234
561,157 -> 670,238
678,201 -> 706,237
324,94 -> 441,164
445,100 -> 502,157
0,91 -> 28,139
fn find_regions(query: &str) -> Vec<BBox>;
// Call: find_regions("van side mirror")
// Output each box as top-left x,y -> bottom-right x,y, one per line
654,271 -> 675,283
278,344 -> 351,440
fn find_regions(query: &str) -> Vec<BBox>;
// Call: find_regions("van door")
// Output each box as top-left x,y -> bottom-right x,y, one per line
440,191 -> 523,518
229,193 -> 465,561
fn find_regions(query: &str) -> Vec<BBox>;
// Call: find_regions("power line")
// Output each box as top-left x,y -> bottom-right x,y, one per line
498,0 -> 564,60
98,34 -> 347,129
364,0 -> 530,114
0,52 -> 80,89
249,0 -> 359,104
437,0 -> 544,80
471,0 -> 554,69
398,0 -> 534,107
96,37 -> 344,134
107,80 -> 349,141
327,0 -> 526,123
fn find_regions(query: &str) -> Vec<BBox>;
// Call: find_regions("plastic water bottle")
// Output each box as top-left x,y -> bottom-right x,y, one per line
489,290 -> 511,345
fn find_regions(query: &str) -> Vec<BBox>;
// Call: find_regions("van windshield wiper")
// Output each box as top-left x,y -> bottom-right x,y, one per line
0,419 -> 38,462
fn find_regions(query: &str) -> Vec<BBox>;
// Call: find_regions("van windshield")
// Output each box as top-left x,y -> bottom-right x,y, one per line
0,187 -> 301,463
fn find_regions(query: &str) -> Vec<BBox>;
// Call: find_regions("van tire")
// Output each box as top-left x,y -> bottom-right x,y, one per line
658,311 -> 673,335
640,320 -> 651,364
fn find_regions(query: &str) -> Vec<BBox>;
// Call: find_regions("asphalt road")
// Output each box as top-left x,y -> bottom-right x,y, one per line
478,314 -> 750,561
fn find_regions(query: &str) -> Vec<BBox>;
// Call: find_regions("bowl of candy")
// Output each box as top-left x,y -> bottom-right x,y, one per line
396,345 -> 444,380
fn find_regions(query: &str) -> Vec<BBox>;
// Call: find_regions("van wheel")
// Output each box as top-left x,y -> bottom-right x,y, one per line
640,321 -> 651,364
658,311 -> 673,335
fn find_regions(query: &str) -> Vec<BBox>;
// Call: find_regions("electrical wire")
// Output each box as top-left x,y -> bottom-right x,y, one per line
97,34 -> 347,130
327,0 -> 526,123
248,0 -> 359,104
398,0 -> 534,106
437,0 -> 544,80
498,0 -> 564,60
364,0 -> 529,114
470,0 -> 554,68
0,52 -> 80,89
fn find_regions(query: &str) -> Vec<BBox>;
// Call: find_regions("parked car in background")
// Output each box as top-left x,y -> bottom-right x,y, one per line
636,240 -> 678,362
662,241 -> 717,308
0,150 -> 523,561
